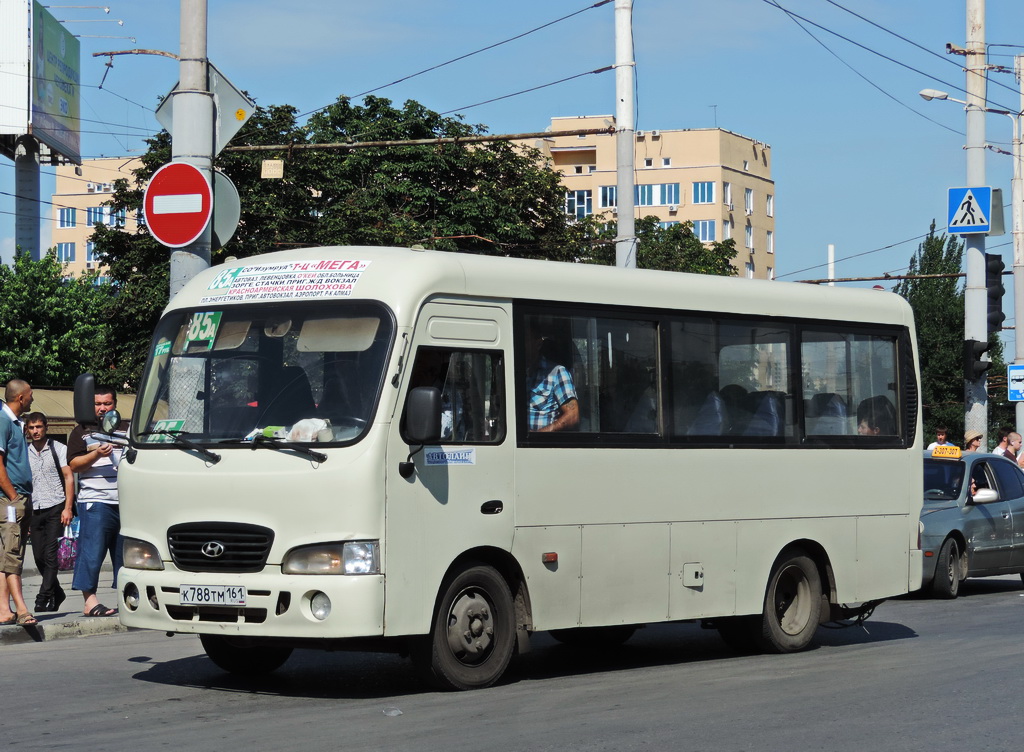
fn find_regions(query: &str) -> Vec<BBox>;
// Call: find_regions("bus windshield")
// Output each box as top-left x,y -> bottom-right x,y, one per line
132,301 -> 394,446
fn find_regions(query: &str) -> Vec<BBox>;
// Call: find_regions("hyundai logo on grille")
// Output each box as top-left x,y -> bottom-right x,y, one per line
201,540 -> 226,558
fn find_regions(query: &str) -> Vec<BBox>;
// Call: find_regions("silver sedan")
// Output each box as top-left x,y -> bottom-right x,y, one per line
920,449 -> 1024,598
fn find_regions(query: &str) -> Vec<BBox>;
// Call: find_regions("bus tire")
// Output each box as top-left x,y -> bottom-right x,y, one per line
930,538 -> 961,599
413,564 -> 516,691
199,634 -> 293,676
757,550 -> 822,654
549,625 -> 637,648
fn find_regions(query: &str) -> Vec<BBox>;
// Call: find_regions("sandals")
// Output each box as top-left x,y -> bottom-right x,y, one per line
86,603 -> 117,617
0,615 -> 16,626
15,612 -> 37,626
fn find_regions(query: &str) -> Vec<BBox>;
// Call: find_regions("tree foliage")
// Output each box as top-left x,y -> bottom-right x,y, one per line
893,224 -> 968,441
0,251 -> 113,386
89,95 -> 740,388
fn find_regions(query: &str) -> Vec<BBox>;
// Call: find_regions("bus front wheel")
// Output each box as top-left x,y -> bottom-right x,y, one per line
199,634 -> 293,676
757,550 -> 822,653
412,564 -> 516,691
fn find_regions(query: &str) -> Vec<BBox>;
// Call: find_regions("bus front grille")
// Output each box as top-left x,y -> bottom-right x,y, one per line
167,522 -> 274,573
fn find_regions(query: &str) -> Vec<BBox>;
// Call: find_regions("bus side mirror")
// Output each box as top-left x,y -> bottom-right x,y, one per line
399,387 -> 442,479
405,387 -> 442,444
73,373 -> 96,425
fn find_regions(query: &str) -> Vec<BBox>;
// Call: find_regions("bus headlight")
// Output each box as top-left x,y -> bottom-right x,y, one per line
282,541 -> 380,575
123,538 -> 164,570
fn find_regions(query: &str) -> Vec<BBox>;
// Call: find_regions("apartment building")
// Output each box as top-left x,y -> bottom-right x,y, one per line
49,157 -> 141,278
531,116 -> 776,280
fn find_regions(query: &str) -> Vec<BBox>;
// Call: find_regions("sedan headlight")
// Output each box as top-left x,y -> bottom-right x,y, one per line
282,541 -> 380,575
123,537 -> 164,570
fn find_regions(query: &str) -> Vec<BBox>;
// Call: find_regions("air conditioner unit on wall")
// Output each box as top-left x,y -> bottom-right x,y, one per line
635,130 -> 645,138
651,130 -> 660,138
725,203 -> 734,211
86,183 -> 95,192
668,204 -> 678,212
745,208 -> 753,216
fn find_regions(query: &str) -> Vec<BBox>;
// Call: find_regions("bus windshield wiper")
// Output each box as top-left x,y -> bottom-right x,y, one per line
238,433 -> 327,463
136,430 -> 222,464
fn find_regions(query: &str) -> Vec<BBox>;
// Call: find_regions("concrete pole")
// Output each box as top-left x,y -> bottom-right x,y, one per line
169,0 -> 213,297
14,136 -> 40,260
963,0 -> 988,443
827,243 -> 835,286
1013,56 -> 1024,430
614,0 -> 636,268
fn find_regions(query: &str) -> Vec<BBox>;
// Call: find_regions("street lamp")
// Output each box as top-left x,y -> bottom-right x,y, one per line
920,84 -> 1024,427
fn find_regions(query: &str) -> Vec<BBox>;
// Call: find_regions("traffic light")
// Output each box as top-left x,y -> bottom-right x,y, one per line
964,338 -> 992,380
986,253 -> 1006,334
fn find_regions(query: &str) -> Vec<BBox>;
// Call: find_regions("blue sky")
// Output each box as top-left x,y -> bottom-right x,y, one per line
3,1 -> 1024,311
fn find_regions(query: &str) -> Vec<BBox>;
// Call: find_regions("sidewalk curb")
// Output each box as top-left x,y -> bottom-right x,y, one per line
0,617 -> 132,646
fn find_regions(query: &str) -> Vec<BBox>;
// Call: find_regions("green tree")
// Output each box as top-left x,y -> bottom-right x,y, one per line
0,251 -> 113,386
892,223 -> 966,441
571,215 -> 737,274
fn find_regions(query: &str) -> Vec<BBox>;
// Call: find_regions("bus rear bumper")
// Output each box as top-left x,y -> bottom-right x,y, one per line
116,567 -> 385,639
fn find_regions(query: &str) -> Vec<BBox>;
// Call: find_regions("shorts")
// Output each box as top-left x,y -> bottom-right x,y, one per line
0,494 -> 32,575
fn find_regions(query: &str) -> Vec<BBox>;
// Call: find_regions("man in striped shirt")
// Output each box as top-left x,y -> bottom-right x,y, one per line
68,386 -> 128,618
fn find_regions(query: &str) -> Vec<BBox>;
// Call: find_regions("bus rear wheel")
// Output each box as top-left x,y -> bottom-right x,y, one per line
412,564 -> 516,691
757,550 -> 822,653
199,634 -> 293,676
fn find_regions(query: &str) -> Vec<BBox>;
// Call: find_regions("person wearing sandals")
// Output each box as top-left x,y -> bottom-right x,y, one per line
0,379 -> 37,627
25,412 -> 74,613
68,386 -> 127,618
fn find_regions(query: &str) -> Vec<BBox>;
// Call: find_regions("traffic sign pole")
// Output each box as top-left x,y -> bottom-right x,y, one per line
169,0 -> 213,298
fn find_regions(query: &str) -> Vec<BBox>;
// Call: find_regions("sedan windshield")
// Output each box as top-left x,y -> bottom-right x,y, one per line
923,459 -> 966,501
133,302 -> 394,445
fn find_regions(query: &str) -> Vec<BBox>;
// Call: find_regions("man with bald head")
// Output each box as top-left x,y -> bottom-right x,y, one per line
0,379 -> 36,625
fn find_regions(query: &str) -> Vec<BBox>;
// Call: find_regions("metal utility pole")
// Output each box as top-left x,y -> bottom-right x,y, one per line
614,0 -> 636,268
1013,55 -> 1024,429
13,136 -> 40,259
169,0 -> 213,297
964,0 -> 988,441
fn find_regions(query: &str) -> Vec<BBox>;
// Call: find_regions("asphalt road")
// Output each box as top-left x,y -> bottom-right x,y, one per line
6,575 -> 1023,752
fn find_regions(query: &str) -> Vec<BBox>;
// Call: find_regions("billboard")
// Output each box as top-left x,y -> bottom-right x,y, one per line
30,1 -> 80,162
0,0 -> 30,138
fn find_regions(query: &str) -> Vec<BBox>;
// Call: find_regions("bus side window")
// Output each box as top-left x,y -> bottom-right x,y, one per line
404,348 -> 505,445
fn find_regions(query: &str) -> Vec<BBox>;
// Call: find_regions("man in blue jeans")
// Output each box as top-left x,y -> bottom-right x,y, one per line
68,386 -> 128,617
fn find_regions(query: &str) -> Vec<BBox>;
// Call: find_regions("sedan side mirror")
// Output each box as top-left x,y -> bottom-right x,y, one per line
969,488 -> 999,504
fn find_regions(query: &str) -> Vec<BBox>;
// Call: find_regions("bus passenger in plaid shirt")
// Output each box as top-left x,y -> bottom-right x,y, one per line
527,333 -> 579,433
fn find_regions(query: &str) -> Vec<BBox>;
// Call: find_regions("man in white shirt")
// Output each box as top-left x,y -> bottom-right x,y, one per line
25,412 -> 74,613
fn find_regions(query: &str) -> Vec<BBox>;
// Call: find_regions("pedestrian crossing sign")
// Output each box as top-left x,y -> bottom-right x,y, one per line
948,186 -> 994,234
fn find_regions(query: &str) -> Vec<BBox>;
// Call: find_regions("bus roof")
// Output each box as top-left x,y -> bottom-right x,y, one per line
166,246 -> 915,327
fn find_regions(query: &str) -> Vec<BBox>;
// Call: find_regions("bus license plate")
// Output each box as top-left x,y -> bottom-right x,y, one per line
179,585 -> 246,607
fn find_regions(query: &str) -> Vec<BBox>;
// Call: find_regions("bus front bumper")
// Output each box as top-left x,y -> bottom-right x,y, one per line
116,567 -> 385,639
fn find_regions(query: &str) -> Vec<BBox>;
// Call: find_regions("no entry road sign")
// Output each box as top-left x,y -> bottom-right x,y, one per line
143,162 -> 213,248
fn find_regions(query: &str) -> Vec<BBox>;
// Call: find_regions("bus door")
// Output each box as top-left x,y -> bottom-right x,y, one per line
383,303 -> 514,636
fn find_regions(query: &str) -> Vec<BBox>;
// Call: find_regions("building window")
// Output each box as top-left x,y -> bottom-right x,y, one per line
745,224 -> 754,250
692,181 -> 715,204
636,183 -> 679,207
723,182 -> 732,209
723,218 -> 732,240
55,242 -> 75,262
644,158 -> 653,168
694,220 -> 716,242
766,194 -> 774,217
767,266 -> 775,280
565,190 -> 593,219
86,242 -> 99,262
86,206 -> 107,226
658,221 -> 680,229
600,185 -> 617,209
58,207 -> 76,228
766,230 -> 774,255
574,166 -> 584,174
662,158 -> 671,167
744,188 -> 754,215
745,261 -> 755,279
743,160 -> 750,171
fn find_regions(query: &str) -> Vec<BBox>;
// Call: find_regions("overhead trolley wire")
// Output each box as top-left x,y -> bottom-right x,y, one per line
298,0 -> 614,120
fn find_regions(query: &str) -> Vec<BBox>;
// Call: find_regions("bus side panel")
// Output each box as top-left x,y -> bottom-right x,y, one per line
580,523 -> 671,626
733,517 -> 858,616
668,520 -> 738,619
511,525 -> 582,631
855,514 -> 915,601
